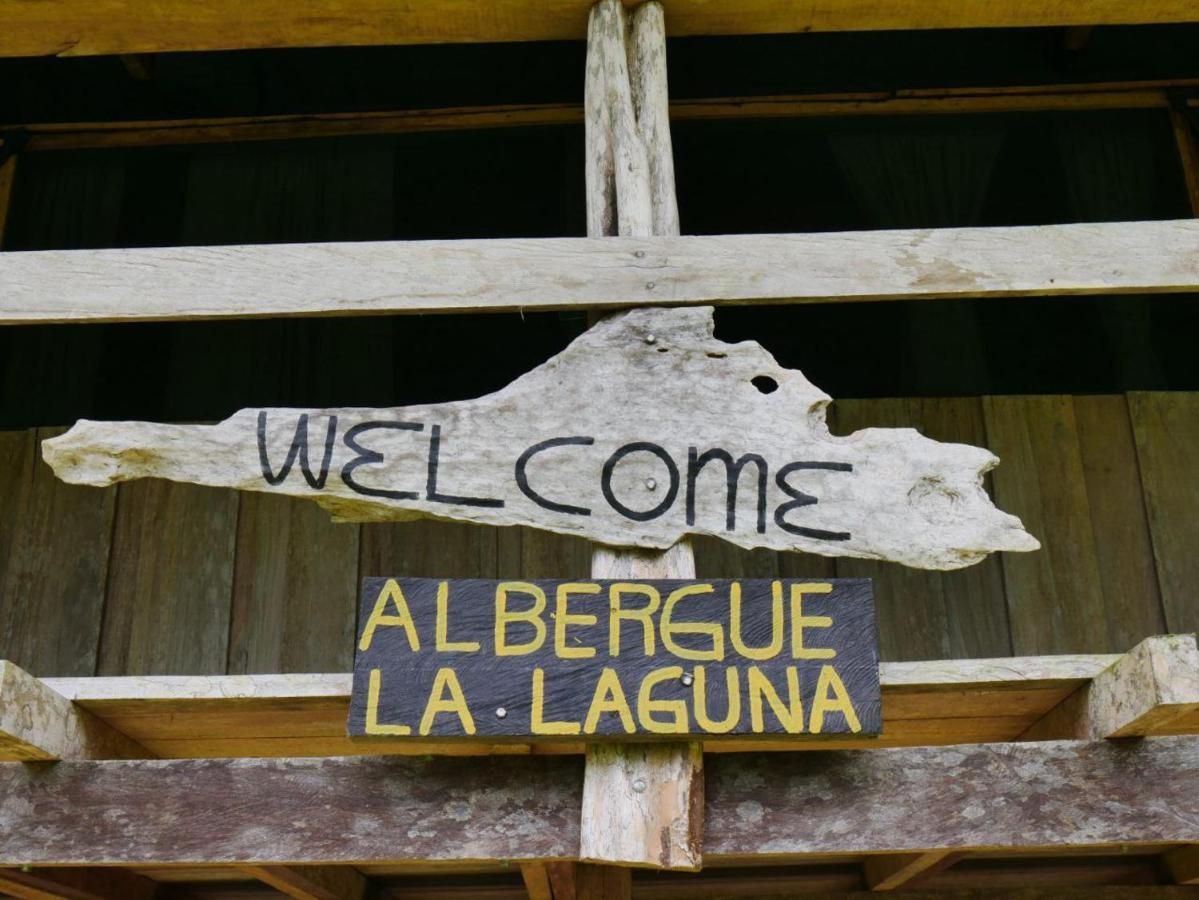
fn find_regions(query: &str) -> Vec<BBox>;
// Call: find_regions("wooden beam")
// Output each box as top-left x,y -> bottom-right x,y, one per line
1166,846 -> 1199,884
578,2 -> 701,873
11,80 -> 1199,153
5,0 -> 1199,58
0,660 -> 148,760
0,151 -> 16,249
519,864 -> 554,900
28,653 -> 1138,760
239,865 -> 366,900
1021,634 -> 1199,741
0,867 -> 158,900
5,218 -> 1199,325
0,738 -> 1196,865
545,862 -> 578,900
1170,105 -> 1199,217
864,851 -> 961,890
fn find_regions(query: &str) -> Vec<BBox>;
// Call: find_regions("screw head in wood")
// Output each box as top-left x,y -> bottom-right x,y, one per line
632,779 -> 646,793
645,333 -> 657,344
680,673 -> 694,686
495,707 -> 507,719
645,477 -> 657,491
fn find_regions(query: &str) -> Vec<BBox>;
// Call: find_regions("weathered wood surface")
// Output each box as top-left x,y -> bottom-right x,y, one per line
0,661 -> 146,760
44,307 -> 1037,571
5,220 -> 1199,324
1,738 -> 1196,864
3,0 -> 1199,57
702,736 -> 1199,857
1130,392 -> 1199,635
0,427 -> 116,677
1021,635 -> 1199,741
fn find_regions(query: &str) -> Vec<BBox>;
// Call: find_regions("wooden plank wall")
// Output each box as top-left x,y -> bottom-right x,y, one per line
0,393 -> 1191,677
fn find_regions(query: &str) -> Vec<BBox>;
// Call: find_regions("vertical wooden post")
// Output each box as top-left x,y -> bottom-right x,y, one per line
0,150 -> 17,249
580,0 -> 703,877
1170,101 -> 1199,217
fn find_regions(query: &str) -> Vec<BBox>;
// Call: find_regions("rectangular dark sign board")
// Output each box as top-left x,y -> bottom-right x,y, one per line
348,578 -> 880,740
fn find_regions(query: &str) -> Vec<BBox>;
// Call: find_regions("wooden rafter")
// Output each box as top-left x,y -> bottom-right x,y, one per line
0,738 -> 1195,866
3,219 -> 1199,325
4,0 -> 1199,58
6,80 -> 1199,153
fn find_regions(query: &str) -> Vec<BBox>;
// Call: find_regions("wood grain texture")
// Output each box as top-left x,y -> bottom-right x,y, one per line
519,864 -> 554,900
1129,392 -> 1199,634
0,755 -> 584,865
6,220 -> 1199,324
836,399 -> 1011,661
0,660 -> 146,761
3,0 -> 1199,57
1022,634 -> 1199,741
99,480 -> 238,676
1,739 -> 1196,864
45,309 -> 1037,571
229,494 -> 359,674
239,865 -> 366,900
575,865 -> 631,900
702,736 -> 1199,858
865,850 -> 960,890
983,397 -> 1107,654
1170,105 -> 1199,217
0,866 -> 159,900
0,428 -> 116,677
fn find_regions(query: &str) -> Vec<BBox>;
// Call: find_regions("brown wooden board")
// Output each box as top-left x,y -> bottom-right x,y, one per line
348,578 -> 880,741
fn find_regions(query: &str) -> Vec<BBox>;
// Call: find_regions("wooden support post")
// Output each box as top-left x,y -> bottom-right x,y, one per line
520,864 -> 554,900
545,862 -> 578,900
0,150 -> 17,248
1021,634 -> 1199,741
239,865 -> 366,900
1170,103 -> 1199,217
1165,846 -> 1199,884
0,660 -> 148,760
579,0 -> 701,875
0,867 -> 158,900
864,850 -> 961,890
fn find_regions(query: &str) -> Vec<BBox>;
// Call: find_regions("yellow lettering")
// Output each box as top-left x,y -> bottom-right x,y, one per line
660,584 -> 723,661
530,668 -> 582,735
494,582 -> 547,656
637,666 -> 687,734
364,668 -> 411,735
358,579 -> 420,652
730,581 -> 783,660
810,665 -> 861,734
418,668 -> 475,736
790,583 -> 835,659
608,583 -> 660,657
583,668 -> 635,734
555,582 -> 599,659
436,581 -> 480,652
747,666 -> 804,733
693,666 -> 741,734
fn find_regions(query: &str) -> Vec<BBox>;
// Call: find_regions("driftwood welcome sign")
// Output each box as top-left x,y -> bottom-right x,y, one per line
44,306 -> 1037,571
349,577 -> 879,739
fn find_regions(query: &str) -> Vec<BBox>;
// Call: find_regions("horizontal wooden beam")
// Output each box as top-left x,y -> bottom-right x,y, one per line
1021,635 -> 1199,741
5,0 -> 1199,58
4,219 -> 1199,325
11,80 -> 1198,152
0,866 -> 158,900
0,661 -> 147,760
0,738 -> 1195,865
30,654 -> 1128,760
240,864 -> 367,900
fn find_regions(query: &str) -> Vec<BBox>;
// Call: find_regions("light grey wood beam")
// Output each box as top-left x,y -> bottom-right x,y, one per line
2,219 -> 1199,324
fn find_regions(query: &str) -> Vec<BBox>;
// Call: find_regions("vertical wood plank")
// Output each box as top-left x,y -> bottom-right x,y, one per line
1129,391 -> 1199,634
497,527 -> 593,580
836,398 -> 1010,661
0,428 -> 116,676
228,494 -> 360,674
574,864 -> 631,900
1170,105 -> 1199,218
99,480 -> 238,675
360,520 -> 498,580
0,153 -> 16,249
1072,395 -> 1166,650
983,396 -> 1108,655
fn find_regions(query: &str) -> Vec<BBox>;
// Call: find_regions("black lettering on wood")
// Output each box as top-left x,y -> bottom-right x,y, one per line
601,442 -> 679,522
686,447 -> 769,533
425,424 -> 504,508
774,461 -> 853,541
257,410 -> 338,489
340,420 -> 424,500
515,436 -> 595,516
